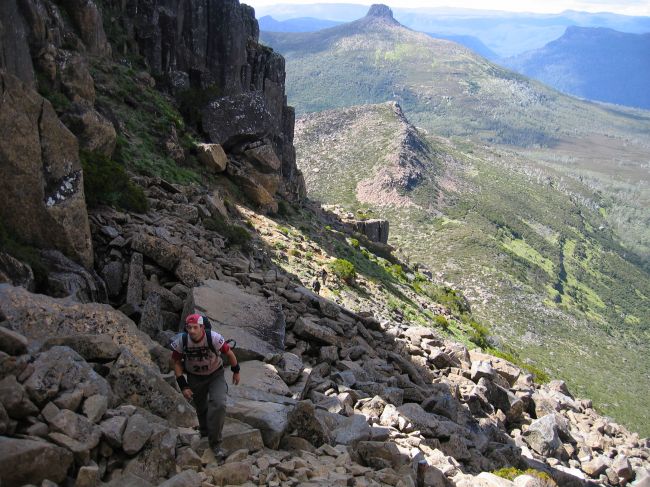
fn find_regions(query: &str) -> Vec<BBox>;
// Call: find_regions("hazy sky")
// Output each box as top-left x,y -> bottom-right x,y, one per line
243,0 -> 650,16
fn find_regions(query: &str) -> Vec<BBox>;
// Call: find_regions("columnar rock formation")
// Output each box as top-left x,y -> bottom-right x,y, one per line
105,0 -> 306,204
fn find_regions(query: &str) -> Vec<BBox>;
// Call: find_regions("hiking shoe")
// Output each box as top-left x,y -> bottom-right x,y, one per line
211,446 -> 227,461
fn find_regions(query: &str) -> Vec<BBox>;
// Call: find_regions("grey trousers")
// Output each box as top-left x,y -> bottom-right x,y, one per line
187,367 -> 227,447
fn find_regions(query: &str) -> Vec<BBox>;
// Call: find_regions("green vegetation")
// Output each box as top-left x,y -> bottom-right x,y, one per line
492,467 -> 552,483
330,258 -> 356,283
80,151 -> 148,213
203,215 -> 251,251
176,85 -> 221,129
293,102 -> 650,435
91,61 -> 202,184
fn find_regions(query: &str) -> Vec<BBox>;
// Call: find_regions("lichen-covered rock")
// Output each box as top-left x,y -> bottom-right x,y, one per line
0,72 -> 93,267
0,436 -> 73,486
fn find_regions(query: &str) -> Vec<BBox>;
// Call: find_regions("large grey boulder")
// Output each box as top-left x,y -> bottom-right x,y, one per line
0,284 -> 156,366
108,348 -> 197,427
24,346 -> 113,407
221,417 -> 265,453
0,436 -> 73,486
522,414 -> 565,456
353,219 -> 389,244
184,279 -> 285,360
123,422 -> 179,483
226,396 -> 291,449
0,72 -> 93,267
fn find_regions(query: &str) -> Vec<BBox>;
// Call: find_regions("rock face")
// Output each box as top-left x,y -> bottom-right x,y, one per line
0,72 -> 93,268
108,0 -> 305,202
353,219 -> 390,244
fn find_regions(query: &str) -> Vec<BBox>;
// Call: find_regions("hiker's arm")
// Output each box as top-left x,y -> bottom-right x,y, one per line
225,349 -> 240,385
172,356 -> 193,400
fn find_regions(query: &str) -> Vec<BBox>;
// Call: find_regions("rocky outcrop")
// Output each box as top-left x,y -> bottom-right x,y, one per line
354,219 -> 390,244
0,71 -> 93,268
106,0 -> 305,203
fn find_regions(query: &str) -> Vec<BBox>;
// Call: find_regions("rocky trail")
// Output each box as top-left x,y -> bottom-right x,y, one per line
1,177 -> 648,487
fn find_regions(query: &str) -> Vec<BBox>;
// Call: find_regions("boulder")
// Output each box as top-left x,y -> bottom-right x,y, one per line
221,417 -> 265,453
206,461 -> 252,486
234,360 -> 291,398
158,470 -> 203,487
0,252 -> 35,291
0,375 -> 39,418
522,414 -> 564,457
294,316 -> 343,347
470,350 -> 520,385
244,143 -> 282,171
47,408 -> 102,451
287,400 -> 331,447
23,346 -> 113,406
353,219 -> 389,244
184,279 -> 285,360
0,436 -> 73,485
226,396 -> 291,449
122,413 -> 154,455
197,143 -> 228,172
331,414 -> 372,445
0,325 -> 28,355
100,415 -> 128,448
277,352 -> 304,385
130,233 -> 181,271
357,441 -> 407,470
0,72 -> 93,267
61,104 -> 117,157
0,284 -> 156,366
108,348 -> 197,427
123,422 -> 179,483
41,249 -> 107,303
42,334 -> 121,362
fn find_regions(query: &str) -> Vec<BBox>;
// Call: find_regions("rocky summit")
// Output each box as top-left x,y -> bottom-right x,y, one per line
0,1 -> 649,487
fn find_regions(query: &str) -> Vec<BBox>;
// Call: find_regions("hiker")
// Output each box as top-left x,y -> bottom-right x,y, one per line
311,276 -> 321,294
319,267 -> 328,285
170,313 -> 240,459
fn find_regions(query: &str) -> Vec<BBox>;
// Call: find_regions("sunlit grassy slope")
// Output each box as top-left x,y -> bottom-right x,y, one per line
294,102 -> 650,436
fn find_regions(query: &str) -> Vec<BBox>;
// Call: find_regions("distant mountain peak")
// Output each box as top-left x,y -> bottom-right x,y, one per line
364,4 -> 399,24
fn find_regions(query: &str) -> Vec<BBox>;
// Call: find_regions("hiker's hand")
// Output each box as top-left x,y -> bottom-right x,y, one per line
232,372 -> 240,385
182,388 -> 193,400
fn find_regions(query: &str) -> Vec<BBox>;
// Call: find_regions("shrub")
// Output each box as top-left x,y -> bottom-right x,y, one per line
203,215 -> 252,251
330,258 -> 356,283
176,84 -> 221,128
349,238 -> 360,249
467,319 -> 490,348
277,200 -> 291,217
434,315 -> 449,329
288,248 -> 301,257
80,151 -> 148,213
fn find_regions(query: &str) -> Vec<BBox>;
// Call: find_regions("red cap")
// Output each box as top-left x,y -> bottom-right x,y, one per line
185,314 -> 204,326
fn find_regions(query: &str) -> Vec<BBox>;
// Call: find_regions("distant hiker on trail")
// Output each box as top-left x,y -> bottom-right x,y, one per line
311,276 -> 321,294
170,314 -> 240,460
319,267 -> 328,285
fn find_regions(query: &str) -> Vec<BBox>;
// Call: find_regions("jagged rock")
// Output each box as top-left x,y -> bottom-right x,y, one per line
184,279 -> 285,360
0,284 -> 157,365
357,441 -> 407,470
101,260 -> 124,297
287,400 -> 331,447
0,71 -> 93,267
126,252 -> 145,307
61,104 -> 117,157
353,219 -> 389,244
24,346 -> 113,406
245,143 -> 282,171
131,233 -> 181,271
42,334 -> 121,362
0,326 -> 28,355
108,348 -> 197,427
122,413 -> 154,455
75,464 -> 100,487
41,250 -> 107,303
471,360 -> 496,382
58,0 -> 111,56
0,436 -> 73,485
197,143 -> 228,172
82,393 -> 108,423
221,417 -> 265,453
226,396 -> 291,449
522,414 -> 565,456
139,292 -> 163,339
277,352 -> 304,385
332,414 -> 372,445
123,422 -> 179,483
206,461 -> 252,485
203,191 -> 229,219
0,374 -> 39,418
100,415 -> 128,448
158,469 -> 203,487
294,316 -> 343,347
0,252 -> 35,291
0,0 -> 36,86
47,408 -> 102,452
